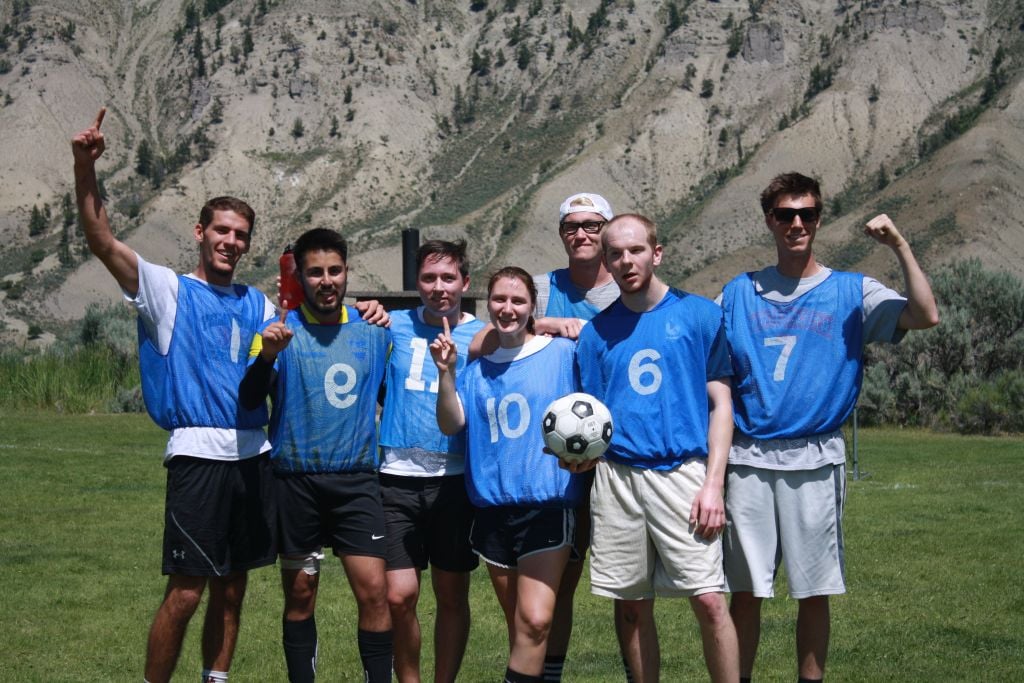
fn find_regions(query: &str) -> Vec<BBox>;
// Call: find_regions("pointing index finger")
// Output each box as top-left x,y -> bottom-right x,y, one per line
442,315 -> 451,338
93,107 -> 106,130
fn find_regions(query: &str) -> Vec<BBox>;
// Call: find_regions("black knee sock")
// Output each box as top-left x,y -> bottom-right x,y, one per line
542,655 -> 566,682
797,678 -> 823,683
282,616 -> 317,683
504,667 -> 543,683
357,628 -> 393,683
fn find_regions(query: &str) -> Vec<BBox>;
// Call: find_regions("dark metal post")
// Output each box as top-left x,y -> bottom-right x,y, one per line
852,407 -> 860,480
401,228 -> 420,291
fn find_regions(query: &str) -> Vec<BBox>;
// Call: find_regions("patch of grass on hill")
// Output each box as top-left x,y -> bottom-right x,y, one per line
827,236 -> 874,271
910,212 -> 960,257
417,99 -> 593,230
654,163 -> 750,284
254,146 -> 346,174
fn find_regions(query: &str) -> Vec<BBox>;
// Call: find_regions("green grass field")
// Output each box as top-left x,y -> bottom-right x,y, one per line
1,413 -> 1021,681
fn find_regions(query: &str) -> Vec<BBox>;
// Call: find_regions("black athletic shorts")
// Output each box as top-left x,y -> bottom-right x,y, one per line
470,505 -> 577,569
275,470 -> 387,559
380,473 -> 478,573
162,453 -> 277,576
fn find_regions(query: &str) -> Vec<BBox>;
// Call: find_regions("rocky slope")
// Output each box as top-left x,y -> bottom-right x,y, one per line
0,0 -> 1020,342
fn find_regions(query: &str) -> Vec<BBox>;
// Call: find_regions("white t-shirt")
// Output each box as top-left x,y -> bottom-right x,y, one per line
532,271 -> 620,319
128,254 -> 275,462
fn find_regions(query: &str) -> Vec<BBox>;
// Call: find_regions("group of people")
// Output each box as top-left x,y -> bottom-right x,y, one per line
72,107 -> 938,683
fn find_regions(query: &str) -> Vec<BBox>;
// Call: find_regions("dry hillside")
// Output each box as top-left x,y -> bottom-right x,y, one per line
0,0 -> 1020,343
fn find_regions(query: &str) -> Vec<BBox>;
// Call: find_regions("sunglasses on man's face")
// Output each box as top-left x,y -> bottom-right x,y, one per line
769,207 -> 821,224
559,220 -> 606,236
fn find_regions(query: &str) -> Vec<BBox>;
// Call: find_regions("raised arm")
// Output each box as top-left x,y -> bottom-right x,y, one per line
864,214 -> 940,331
71,107 -> 140,296
239,310 -> 293,410
430,316 -> 466,434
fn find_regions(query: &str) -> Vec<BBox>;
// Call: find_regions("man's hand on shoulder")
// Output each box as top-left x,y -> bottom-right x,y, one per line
354,299 -> 390,327
534,316 -> 585,340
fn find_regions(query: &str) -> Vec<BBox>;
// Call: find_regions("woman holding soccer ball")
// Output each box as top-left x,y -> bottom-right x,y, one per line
431,266 -> 586,683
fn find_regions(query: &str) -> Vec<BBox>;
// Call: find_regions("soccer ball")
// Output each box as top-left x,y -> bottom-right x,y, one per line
541,392 -> 614,463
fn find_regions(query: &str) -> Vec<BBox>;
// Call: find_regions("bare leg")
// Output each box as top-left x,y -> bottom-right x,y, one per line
547,504 -> 589,663
431,568 -> 471,683
341,555 -> 393,683
144,575 -> 208,683
508,547 -> 570,676
614,599 -> 659,683
730,591 -> 762,678
340,555 -> 392,631
797,595 -> 830,680
201,571 -> 248,672
488,565 -> 518,650
281,565 -> 320,620
387,567 -> 422,683
547,560 -> 583,658
689,592 -> 740,683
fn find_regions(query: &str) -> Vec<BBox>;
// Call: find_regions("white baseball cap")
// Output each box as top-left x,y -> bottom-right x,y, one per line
559,192 -> 614,222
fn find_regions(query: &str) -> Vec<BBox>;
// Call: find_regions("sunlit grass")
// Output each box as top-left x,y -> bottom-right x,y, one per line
0,416 -> 1020,680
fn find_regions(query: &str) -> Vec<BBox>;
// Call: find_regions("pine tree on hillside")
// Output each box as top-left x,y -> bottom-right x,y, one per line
28,204 -> 47,237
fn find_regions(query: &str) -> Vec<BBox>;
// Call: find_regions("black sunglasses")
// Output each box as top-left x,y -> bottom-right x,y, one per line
770,207 -> 821,223
559,220 -> 606,235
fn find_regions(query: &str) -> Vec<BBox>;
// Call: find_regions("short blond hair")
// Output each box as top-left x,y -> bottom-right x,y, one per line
602,213 -> 658,250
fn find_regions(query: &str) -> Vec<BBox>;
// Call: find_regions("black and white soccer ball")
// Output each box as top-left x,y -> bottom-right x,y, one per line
541,392 -> 614,463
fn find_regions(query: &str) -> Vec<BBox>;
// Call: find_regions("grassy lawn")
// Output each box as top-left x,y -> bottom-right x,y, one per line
0,414 -> 1020,681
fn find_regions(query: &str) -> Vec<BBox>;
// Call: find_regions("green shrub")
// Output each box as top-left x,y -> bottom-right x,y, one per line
0,304 -> 142,413
861,260 -> 1024,433
954,371 -> 1024,434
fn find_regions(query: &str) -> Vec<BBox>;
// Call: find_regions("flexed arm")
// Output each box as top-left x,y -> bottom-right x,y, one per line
71,107 -> 140,296
430,316 -> 466,435
864,214 -> 939,331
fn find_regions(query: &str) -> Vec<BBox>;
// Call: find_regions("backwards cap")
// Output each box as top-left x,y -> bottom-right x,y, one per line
559,192 -> 614,222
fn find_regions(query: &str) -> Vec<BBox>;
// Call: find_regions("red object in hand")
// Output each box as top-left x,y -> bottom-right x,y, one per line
278,245 -> 304,310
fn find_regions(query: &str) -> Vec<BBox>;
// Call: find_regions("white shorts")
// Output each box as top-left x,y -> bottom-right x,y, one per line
723,464 -> 847,599
589,458 -> 725,600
